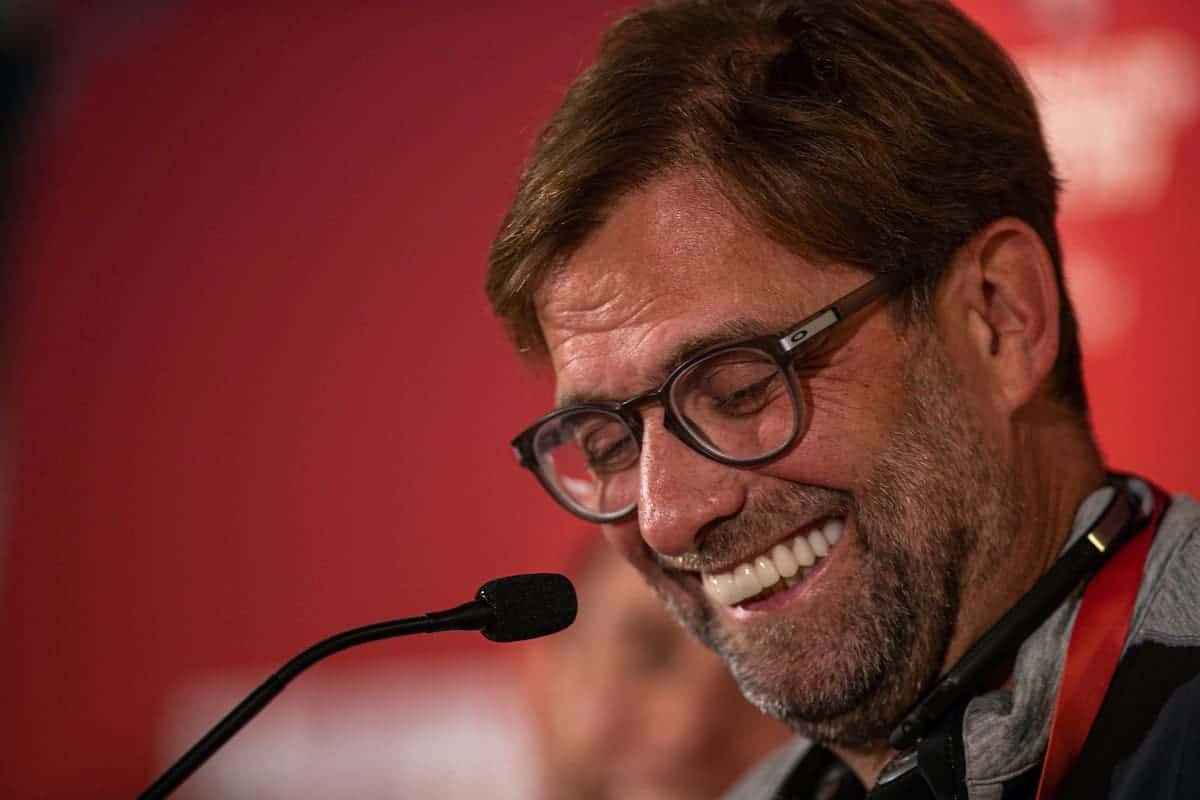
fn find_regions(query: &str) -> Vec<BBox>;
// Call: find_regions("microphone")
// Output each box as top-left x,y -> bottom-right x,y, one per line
139,573 -> 576,800
474,572 -> 578,641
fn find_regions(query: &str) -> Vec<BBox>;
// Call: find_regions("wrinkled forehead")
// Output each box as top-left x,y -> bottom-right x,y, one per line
534,261 -> 700,405
533,174 -> 837,401
533,174 -> 735,323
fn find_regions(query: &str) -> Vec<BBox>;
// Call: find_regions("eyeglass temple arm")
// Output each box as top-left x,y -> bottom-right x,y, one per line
778,271 -> 905,354
834,270 -> 905,317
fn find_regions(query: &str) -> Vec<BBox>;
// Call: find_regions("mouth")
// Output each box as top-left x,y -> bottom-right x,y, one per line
700,516 -> 845,608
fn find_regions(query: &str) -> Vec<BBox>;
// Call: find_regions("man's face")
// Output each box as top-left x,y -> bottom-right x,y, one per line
535,173 -> 1021,747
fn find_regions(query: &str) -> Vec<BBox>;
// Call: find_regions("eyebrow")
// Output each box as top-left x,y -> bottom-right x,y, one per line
556,316 -> 775,409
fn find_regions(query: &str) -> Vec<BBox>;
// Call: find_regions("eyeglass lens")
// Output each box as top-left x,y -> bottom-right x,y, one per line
532,409 -> 640,518
532,347 -> 801,519
671,347 -> 798,459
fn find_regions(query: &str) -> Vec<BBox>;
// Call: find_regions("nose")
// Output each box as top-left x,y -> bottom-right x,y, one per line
637,411 -> 746,557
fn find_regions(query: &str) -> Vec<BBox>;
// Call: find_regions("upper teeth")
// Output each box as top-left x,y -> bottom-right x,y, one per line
702,517 -> 845,607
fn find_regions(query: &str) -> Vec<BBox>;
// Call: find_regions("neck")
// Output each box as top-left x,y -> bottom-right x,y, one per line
835,411 -> 1106,790
946,406 -> 1105,684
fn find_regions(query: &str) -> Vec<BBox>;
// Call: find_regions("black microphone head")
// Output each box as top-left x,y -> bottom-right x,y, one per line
475,573 -> 577,642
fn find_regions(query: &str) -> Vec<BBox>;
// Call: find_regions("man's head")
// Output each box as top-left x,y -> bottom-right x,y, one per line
489,0 -> 1082,413
491,0 -> 1102,764
521,537 -> 792,800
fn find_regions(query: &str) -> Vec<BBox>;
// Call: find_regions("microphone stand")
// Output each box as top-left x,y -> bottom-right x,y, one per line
138,602 -> 493,800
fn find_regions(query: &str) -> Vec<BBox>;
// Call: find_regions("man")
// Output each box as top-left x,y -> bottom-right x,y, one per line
487,1 -> 1200,797
521,535 -> 792,800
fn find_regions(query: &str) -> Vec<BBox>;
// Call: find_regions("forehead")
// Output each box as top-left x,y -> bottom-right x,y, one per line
535,173 -> 833,401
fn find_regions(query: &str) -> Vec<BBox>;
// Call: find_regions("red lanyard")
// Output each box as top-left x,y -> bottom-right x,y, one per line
1034,484 -> 1169,800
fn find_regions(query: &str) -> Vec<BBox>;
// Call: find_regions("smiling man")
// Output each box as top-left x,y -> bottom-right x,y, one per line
487,2 -> 1200,798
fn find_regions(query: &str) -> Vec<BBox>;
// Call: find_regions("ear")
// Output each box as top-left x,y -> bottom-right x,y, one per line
934,218 -> 1061,415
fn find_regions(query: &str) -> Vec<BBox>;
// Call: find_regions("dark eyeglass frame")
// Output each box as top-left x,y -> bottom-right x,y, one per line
510,270 -> 908,523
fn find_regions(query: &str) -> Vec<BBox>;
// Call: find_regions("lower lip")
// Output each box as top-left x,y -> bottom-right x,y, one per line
725,553 -> 835,618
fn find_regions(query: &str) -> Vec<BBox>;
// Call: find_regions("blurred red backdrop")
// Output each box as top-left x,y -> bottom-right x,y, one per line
1,2 -> 1197,798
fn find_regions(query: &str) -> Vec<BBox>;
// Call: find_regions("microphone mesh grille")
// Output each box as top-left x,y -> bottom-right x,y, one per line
476,573 -> 577,642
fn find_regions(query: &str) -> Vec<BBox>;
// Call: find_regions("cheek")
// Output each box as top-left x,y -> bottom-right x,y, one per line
762,376 -> 899,488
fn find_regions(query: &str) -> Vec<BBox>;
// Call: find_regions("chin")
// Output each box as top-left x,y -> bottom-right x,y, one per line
715,575 -> 950,748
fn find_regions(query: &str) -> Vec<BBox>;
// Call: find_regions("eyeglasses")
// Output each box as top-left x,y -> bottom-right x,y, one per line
510,272 -> 905,523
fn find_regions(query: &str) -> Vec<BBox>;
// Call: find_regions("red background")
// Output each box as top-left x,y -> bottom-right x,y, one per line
1,2 -> 1197,797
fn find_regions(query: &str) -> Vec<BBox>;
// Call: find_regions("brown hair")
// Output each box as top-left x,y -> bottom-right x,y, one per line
487,0 -> 1086,413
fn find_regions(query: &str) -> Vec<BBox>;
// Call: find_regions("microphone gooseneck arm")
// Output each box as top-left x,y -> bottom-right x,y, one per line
138,603 -> 492,800
138,573 -> 576,800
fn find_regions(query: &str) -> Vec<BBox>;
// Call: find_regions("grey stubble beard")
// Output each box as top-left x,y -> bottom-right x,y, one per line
655,333 -> 1023,748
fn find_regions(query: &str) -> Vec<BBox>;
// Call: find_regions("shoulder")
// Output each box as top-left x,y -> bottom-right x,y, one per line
1065,491 -> 1200,798
1132,492 -> 1200,647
